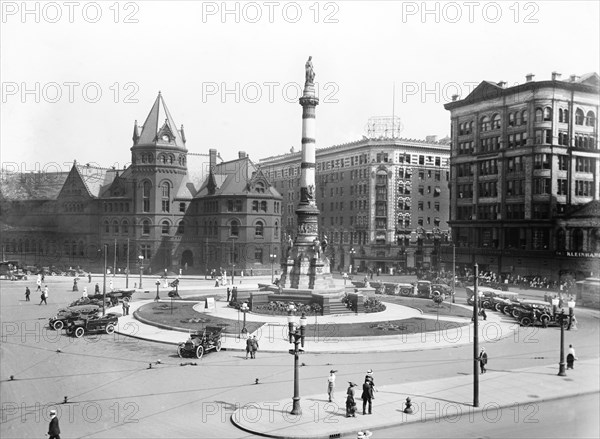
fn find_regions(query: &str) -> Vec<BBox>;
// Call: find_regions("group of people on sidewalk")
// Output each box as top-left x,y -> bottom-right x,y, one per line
326,369 -> 377,418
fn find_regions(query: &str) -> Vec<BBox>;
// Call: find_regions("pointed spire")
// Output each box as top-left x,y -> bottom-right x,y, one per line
132,120 -> 139,145
135,92 -> 186,149
180,125 -> 186,144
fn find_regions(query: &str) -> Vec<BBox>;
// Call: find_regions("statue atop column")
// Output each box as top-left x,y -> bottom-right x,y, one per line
305,56 -> 315,85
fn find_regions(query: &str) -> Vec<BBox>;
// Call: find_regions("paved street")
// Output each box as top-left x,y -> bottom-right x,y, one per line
1,275 -> 598,438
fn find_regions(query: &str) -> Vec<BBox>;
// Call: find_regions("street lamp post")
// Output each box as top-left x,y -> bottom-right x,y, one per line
102,244 -> 108,316
452,244 -> 456,303
473,262 -> 480,408
287,304 -> 297,343
289,312 -> 307,416
125,238 -> 130,288
154,280 -> 161,302
270,252 -> 277,284
558,309 -> 567,376
240,302 -> 249,334
138,255 -> 144,289
349,247 -> 356,276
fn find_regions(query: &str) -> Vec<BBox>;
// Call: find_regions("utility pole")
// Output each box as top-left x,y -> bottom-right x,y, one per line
473,263 -> 479,408
126,238 -> 130,288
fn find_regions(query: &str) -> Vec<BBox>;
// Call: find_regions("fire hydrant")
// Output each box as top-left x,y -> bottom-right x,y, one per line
404,397 -> 413,414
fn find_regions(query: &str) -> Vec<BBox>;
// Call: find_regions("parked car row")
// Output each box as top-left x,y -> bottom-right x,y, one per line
466,287 -> 567,328
372,280 -> 454,299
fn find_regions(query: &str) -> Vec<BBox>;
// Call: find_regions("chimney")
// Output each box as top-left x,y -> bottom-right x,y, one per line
552,71 -> 562,81
526,73 -> 535,83
238,151 -> 247,159
498,81 -> 507,88
570,74 -> 580,82
451,94 -> 459,102
209,148 -> 217,171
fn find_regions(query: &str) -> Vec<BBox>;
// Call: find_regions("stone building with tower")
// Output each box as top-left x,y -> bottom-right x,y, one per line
260,124 -> 451,274
444,72 -> 600,279
0,92 -> 281,275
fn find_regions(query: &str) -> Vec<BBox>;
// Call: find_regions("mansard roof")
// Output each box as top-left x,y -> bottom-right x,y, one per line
195,156 -> 281,199
134,92 -> 186,149
0,163 -> 119,201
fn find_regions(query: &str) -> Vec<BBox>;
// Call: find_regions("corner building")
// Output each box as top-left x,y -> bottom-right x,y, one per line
260,136 -> 451,273
444,72 -> 600,278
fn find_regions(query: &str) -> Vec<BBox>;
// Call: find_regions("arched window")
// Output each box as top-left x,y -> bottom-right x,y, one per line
122,220 -> 129,234
104,220 -> 110,233
491,113 -> 501,129
586,110 -> 596,127
274,221 -> 279,238
142,220 -> 150,235
162,221 -> 170,234
480,116 -> 490,132
521,110 -> 528,125
543,107 -> 552,121
508,112 -> 515,127
230,220 -> 239,237
575,108 -> 585,125
143,181 -> 151,212
112,220 -> 119,234
255,221 -> 264,237
177,221 -> 184,234
161,182 -> 170,213
535,108 -> 543,122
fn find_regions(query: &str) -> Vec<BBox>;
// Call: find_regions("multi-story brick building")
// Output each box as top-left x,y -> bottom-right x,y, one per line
444,72 -> 600,279
0,93 -> 281,275
260,133 -> 451,274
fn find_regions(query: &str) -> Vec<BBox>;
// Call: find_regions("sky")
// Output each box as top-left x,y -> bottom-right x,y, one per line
1,0 -> 599,173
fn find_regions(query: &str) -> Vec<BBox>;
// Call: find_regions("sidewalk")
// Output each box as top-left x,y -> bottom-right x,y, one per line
112,299 -> 515,353
231,358 -> 600,438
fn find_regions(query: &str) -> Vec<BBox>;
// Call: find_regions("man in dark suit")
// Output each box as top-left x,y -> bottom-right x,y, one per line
361,379 -> 374,415
48,409 -> 60,439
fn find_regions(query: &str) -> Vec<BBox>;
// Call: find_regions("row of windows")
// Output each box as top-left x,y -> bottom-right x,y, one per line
104,202 -> 131,213
459,108 -> 597,137
64,203 -> 84,212
417,201 -> 441,211
135,153 -> 186,166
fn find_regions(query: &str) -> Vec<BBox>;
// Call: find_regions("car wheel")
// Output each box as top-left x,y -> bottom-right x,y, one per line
502,305 -> 510,315
105,324 -> 115,334
53,320 -> 64,331
401,288 -> 410,296
215,340 -> 222,352
196,346 -> 204,359
520,317 -> 532,327
511,309 -> 520,319
75,327 -> 85,338
495,303 -> 503,312
177,344 -> 185,358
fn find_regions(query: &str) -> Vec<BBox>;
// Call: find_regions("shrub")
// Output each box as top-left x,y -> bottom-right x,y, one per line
364,297 -> 386,313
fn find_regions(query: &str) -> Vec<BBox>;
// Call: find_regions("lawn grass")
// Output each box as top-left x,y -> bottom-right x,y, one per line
136,301 -> 470,338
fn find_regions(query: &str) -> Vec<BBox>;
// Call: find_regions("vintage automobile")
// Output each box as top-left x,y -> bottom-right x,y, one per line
107,289 -> 135,302
516,300 -> 564,327
466,286 -> 519,308
177,326 -> 225,359
415,280 -> 433,298
70,295 -> 112,308
49,304 -> 100,330
431,283 -> 453,299
65,313 -> 119,338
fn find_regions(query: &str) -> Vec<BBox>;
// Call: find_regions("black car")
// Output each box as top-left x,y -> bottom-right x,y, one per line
66,313 -> 119,338
49,304 -> 100,331
177,326 -> 225,359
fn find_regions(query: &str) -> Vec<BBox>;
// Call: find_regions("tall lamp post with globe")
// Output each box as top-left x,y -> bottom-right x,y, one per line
270,252 -> 278,284
289,309 -> 307,415
138,255 -> 144,289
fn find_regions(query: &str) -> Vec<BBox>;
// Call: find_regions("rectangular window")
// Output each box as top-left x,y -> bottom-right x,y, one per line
179,203 -> 186,213
558,156 -> 569,171
533,178 -> 551,195
162,200 -> 170,213
557,179 -> 568,196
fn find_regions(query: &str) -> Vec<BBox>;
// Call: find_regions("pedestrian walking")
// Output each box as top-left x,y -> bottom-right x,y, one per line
95,283 -> 100,294
25,287 -> 31,301
345,382 -> 357,417
567,344 -> 578,369
365,369 -> 376,395
41,272 -> 45,282
478,347 -> 488,374
72,278 -> 78,292
109,279 -> 114,291
232,286 -> 238,303
39,286 -> 49,305
36,275 -> 42,292
361,378 -> 374,415
122,300 -> 130,316
250,335 -> 259,359
88,273 -> 92,283
245,335 -> 252,359
48,409 -> 60,439
226,287 -> 231,302
327,369 -> 337,402
480,308 -> 487,320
